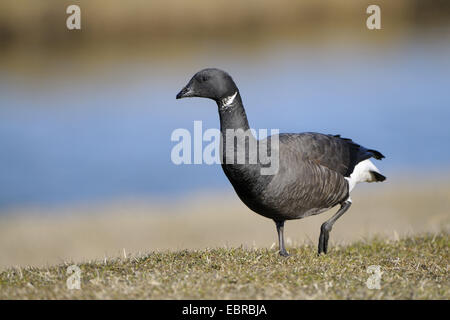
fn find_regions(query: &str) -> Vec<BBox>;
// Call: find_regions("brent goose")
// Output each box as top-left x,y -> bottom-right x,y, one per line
176,68 -> 386,256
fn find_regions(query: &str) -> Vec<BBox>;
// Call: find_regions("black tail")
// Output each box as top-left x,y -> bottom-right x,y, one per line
370,171 -> 386,182
368,149 -> 385,160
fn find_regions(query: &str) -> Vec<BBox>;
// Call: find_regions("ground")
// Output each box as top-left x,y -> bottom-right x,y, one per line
0,233 -> 448,299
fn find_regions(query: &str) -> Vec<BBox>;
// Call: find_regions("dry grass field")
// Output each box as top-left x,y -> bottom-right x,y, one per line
0,179 -> 449,271
0,179 -> 448,270
0,234 -> 448,299
0,178 -> 449,300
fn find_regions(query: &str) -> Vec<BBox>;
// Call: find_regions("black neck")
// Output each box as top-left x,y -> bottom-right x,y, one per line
216,92 -> 250,133
216,91 -> 269,190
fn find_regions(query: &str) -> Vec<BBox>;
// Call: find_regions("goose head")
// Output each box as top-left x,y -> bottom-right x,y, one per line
176,68 -> 238,103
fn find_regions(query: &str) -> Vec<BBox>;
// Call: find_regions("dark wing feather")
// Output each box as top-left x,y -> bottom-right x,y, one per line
279,133 -> 384,177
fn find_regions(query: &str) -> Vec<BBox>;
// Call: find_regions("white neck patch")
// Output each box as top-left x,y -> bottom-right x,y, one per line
221,91 -> 237,108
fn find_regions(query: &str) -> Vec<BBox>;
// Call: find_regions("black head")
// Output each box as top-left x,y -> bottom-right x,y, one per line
176,68 -> 238,101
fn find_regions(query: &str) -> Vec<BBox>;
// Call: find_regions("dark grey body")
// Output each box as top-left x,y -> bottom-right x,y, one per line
217,93 -> 382,222
222,133 -> 350,221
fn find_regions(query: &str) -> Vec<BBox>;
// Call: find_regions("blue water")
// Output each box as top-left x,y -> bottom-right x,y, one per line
1,39 -> 450,209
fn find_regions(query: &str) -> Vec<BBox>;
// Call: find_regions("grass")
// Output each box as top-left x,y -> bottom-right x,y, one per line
0,233 -> 448,299
2,180 -> 449,269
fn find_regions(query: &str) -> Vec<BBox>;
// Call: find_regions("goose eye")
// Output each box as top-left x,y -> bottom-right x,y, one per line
201,75 -> 209,82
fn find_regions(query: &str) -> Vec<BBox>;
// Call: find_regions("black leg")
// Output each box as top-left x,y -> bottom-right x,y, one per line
275,220 -> 290,257
318,200 -> 352,255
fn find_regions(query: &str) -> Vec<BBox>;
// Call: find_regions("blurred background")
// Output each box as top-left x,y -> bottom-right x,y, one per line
0,0 -> 449,269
